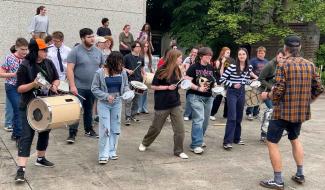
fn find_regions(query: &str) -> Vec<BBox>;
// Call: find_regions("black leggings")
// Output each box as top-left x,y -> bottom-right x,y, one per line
18,110 -> 50,157
211,95 -> 228,117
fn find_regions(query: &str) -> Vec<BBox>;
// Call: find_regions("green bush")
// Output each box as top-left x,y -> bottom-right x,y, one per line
315,44 -> 325,85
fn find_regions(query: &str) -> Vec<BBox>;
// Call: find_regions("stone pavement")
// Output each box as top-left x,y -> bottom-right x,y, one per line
0,81 -> 325,190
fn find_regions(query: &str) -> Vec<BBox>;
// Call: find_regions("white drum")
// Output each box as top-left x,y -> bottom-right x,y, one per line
130,81 -> 148,95
180,80 -> 192,90
212,86 -> 226,97
250,80 -> 261,88
121,90 -> 135,101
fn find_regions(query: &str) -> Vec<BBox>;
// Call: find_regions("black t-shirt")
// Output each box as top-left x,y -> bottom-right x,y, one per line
123,54 -> 144,82
186,63 -> 216,97
96,27 -> 112,36
16,59 -> 59,110
152,71 -> 181,110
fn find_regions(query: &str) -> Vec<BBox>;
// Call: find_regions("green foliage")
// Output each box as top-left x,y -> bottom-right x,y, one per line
152,0 -> 325,49
168,0 -> 211,47
316,44 -> 325,67
315,44 -> 325,84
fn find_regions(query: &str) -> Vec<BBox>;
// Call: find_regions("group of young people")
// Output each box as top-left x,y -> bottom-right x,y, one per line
0,5 -> 324,190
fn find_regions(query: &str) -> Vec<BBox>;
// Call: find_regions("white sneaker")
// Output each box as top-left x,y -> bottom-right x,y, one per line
178,152 -> 189,159
98,158 -> 108,164
247,114 -> 253,121
190,147 -> 204,154
201,142 -> 207,148
183,117 -> 189,121
138,143 -> 146,152
209,116 -> 216,121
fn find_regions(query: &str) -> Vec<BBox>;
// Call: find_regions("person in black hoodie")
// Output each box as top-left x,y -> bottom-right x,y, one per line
14,38 -> 59,183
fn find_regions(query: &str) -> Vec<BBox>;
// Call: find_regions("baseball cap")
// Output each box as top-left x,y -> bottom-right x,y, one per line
284,35 -> 301,47
35,38 -> 48,50
96,36 -> 107,43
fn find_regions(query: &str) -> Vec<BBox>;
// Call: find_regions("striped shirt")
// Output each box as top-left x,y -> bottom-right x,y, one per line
219,63 -> 253,87
272,56 -> 324,123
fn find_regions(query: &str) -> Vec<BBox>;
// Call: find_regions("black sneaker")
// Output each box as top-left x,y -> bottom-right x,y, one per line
66,133 -> 76,143
125,118 -> 131,126
94,116 -> 99,122
15,168 -> 25,182
260,179 -> 284,190
11,134 -> 18,141
35,157 -> 55,168
85,129 -> 99,138
291,174 -> 305,184
223,144 -> 232,150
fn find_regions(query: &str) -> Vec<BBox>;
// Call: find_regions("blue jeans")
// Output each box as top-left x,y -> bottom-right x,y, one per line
246,105 -> 260,116
223,87 -> 245,144
69,89 -> 95,134
137,91 -> 148,113
5,97 -> 13,127
5,84 -> 21,137
188,94 -> 213,149
98,99 -> 121,159
183,93 -> 192,118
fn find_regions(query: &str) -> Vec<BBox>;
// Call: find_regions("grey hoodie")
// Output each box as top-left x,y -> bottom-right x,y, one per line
91,68 -> 130,102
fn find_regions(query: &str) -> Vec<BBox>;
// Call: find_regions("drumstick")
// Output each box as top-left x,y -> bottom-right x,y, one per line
213,123 -> 226,126
76,93 -> 86,100
175,78 -> 184,86
133,64 -> 142,72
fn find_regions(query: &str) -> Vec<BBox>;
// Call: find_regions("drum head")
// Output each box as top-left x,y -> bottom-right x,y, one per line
212,86 -> 225,97
122,91 -> 135,101
27,98 -> 50,132
250,80 -> 261,88
180,80 -> 192,90
130,81 -> 148,90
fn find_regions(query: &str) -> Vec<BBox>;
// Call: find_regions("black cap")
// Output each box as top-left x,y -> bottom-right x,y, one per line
284,35 -> 301,47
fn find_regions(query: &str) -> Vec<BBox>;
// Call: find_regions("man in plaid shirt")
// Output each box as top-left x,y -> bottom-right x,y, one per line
260,35 -> 324,189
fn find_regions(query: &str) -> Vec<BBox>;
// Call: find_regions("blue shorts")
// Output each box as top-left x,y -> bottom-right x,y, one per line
267,119 -> 302,143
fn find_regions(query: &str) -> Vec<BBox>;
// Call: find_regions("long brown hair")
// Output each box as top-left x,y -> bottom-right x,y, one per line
157,49 -> 182,81
141,41 -> 152,66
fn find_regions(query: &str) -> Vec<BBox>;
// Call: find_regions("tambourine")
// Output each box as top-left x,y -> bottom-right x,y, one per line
180,80 -> 192,90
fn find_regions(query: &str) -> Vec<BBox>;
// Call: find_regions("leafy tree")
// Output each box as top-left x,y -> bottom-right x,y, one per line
168,0 -> 211,47
207,0 -> 325,45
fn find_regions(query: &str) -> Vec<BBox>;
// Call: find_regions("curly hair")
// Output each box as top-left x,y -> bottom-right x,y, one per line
104,51 -> 123,76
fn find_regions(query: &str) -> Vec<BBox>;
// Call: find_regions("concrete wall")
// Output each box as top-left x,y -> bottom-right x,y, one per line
0,0 -> 147,60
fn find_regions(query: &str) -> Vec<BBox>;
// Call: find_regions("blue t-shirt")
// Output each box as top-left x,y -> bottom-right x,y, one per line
105,75 -> 122,93
249,57 -> 268,76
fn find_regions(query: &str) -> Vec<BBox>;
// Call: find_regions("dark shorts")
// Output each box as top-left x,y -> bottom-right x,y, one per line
267,119 -> 302,143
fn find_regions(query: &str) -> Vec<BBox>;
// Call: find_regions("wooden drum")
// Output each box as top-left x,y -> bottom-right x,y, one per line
27,95 -> 82,132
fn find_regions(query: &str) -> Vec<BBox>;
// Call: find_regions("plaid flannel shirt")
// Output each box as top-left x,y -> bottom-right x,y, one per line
272,56 -> 324,123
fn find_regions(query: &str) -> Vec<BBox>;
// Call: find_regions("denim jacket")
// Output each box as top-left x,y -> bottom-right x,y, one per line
91,68 -> 130,102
